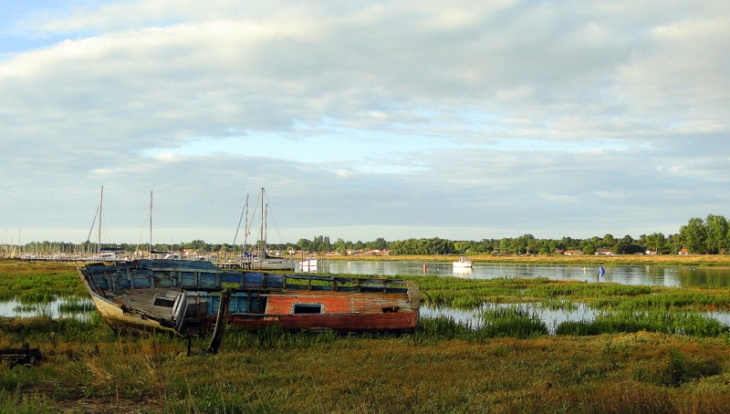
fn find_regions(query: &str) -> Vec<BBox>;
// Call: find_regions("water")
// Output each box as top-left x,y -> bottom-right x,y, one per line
0,298 -> 94,320
422,303 -> 597,333
307,260 -> 730,288
422,303 -> 730,334
306,260 -> 730,332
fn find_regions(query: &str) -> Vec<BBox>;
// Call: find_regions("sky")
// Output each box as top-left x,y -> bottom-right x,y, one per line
1,0 -> 729,245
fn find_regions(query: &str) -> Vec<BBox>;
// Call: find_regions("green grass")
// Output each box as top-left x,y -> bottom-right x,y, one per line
556,311 -> 729,337
5,260 -> 730,412
0,261 -> 85,301
407,275 -> 730,313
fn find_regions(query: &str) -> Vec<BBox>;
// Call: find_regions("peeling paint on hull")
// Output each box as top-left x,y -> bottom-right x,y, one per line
79,259 -> 419,336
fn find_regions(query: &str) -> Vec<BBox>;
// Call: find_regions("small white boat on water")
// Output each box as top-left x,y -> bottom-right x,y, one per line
452,256 -> 473,268
298,256 -> 318,272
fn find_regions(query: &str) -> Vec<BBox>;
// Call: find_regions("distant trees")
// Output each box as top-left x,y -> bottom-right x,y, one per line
389,238 -> 455,255
678,215 -> 730,254
644,233 -> 667,254
9,213 -> 730,258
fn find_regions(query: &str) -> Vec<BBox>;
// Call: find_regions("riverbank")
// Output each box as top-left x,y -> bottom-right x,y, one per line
319,253 -> 730,266
3,260 -> 730,412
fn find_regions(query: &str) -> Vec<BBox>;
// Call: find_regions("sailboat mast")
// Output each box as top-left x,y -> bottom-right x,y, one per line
260,187 -> 265,258
243,194 -> 249,254
98,186 -> 103,255
149,190 -> 153,258
233,193 -> 249,264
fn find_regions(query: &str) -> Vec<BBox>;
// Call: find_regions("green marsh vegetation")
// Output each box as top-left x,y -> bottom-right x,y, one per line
4,260 -> 730,412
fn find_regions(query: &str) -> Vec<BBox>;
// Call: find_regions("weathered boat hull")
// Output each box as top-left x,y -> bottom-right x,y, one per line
78,259 -> 419,336
230,312 -> 418,332
81,280 -> 178,335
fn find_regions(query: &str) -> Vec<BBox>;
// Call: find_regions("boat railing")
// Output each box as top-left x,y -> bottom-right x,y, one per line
80,261 -> 410,294
282,274 -> 408,293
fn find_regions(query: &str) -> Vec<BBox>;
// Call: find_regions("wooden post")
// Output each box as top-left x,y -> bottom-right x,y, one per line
206,289 -> 231,354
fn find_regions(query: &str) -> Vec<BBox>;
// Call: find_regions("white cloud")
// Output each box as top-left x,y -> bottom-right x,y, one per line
0,0 -> 728,242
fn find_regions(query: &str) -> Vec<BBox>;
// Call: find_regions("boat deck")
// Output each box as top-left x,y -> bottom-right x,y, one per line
108,288 -> 179,320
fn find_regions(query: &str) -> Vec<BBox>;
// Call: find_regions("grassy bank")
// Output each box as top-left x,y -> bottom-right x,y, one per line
0,261 -> 83,302
3,320 -> 730,413
4,260 -> 730,412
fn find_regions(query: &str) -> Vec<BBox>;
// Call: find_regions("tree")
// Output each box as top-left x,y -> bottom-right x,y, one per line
645,233 -> 666,254
366,237 -> 388,251
680,218 -> 708,254
582,242 -> 596,255
705,214 -> 728,254
602,234 -> 616,249
333,238 -> 347,253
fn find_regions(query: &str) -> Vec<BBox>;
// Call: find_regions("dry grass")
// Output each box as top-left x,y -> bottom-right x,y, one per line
4,330 -> 730,413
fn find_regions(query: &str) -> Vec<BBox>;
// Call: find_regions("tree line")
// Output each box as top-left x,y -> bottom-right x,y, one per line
4,214 -> 729,257
298,214 -> 730,256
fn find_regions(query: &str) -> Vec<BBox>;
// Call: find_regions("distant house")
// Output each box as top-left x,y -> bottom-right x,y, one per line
367,249 -> 391,256
678,248 -> 689,256
645,250 -> 658,256
564,250 -> 583,256
595,249 -> 614,256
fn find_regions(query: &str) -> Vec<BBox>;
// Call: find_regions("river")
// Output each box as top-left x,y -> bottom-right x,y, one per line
303,260 -> 730,288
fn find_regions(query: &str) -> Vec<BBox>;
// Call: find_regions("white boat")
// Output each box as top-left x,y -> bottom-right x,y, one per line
452,256 -> 473,268
298,256 -> 318,272
252,256 -> 295,270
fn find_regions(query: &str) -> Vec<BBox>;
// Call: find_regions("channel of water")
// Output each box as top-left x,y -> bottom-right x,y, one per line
4,262 -> 730,331
306,261 -> 730,288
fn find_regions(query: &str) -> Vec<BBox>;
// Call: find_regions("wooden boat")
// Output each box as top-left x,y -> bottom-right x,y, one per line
78,259 -> 419,337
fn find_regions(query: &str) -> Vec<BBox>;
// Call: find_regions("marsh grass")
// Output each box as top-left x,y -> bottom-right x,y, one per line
556,311 -> 729,337
0,387 -> 54,414
3,315 -> 730,413
0,260 -> 85,301
410,275 -> 730,314
5,260 -> 730,412
57,299 -> 95,313
418,309 -> 548,343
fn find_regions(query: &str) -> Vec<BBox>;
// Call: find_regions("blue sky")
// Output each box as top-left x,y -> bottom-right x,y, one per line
1,0 -> 729,245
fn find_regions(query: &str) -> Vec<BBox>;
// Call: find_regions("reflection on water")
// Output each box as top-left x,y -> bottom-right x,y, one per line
422,303 -> 730,335
316,261 -> 730,288
0,298 -> 94,320
422,303 -> 598,334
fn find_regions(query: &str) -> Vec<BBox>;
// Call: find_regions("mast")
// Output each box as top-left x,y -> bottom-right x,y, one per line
260,187 -> 265,260
97,186 -> 103,255
233,193 -> 249,264
149,190 -> 153,258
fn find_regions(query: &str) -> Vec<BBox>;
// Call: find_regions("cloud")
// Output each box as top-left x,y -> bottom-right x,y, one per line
0,0 -> 728,242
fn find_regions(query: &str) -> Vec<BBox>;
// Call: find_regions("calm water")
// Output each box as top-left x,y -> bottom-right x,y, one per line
0,298 -> 94,320
305,260 -> 730,288
422,303 -> 730,334
4,261 -> 729,322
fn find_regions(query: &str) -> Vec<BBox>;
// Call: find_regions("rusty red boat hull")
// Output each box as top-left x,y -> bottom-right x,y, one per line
79,259 -> 420,336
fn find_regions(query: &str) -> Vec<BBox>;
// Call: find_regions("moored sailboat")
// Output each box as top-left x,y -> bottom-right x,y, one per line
242,187 -> 294,271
